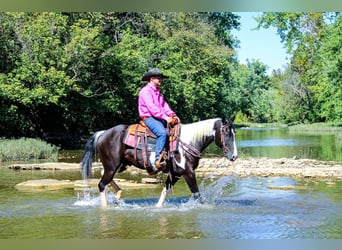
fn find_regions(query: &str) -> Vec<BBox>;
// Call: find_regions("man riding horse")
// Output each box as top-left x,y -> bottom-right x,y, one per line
81,68 -> 238,207
138,68 -> 179,175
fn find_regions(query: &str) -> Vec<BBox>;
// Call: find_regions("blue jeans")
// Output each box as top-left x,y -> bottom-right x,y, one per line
144,117 -> 168,165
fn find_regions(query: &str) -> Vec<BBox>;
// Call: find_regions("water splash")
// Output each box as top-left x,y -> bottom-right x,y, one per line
74,188 -> 102,206
199,175 -> 237,203
73,176 -> 237,210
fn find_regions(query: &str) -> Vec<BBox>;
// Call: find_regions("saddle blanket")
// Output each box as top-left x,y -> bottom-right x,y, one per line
124,133 -> 157,151
123,123 -> 180,152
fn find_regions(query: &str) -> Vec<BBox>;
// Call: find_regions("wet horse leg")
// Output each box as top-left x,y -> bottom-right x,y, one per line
110,180 -> 122,199
98,167 -> 115,207
98,157 -> 123,207
156,173 -> 182,207
183,170 -> 201,202
101,168 -> 122,199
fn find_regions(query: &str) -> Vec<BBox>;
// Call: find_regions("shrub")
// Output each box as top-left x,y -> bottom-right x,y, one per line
0,138 -> 59,162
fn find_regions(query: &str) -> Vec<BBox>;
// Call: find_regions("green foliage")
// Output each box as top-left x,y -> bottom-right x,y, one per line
258,12 -> 341,123
0,138 -> 59,162
225,60 -> 273,123
0,12 -> 340,147
309,15 -> 342,122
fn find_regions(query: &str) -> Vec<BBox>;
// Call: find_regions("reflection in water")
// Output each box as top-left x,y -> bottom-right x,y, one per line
235,127 -> 341,160
239,138 -> 300,147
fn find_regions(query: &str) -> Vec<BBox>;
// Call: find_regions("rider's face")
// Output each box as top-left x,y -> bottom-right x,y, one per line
150,76 -> 162,88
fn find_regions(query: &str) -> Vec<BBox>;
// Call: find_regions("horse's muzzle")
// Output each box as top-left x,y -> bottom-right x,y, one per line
228,155 -> 237,161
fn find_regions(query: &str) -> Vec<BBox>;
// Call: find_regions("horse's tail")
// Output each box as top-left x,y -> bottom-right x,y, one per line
81,130 -> 105,179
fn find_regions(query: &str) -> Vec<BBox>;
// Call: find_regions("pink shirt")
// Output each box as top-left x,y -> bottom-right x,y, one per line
138,83 -> 175,120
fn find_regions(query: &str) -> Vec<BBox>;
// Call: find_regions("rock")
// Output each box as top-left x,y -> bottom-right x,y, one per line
141,178 -> 159,184
9,162 -> 102,171
15,177 -> 158,191
15,179 -> 74,190
267,185 -> 307,190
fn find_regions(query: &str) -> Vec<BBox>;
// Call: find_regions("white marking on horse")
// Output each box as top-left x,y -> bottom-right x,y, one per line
175,118 -> 220,169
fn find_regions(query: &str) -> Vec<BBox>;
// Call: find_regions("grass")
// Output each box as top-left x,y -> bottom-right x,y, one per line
0,137 -> 59,162
236,122 -> 288,129
288,122 -> 342,140
236,121 -> 342,142
288,122 -> 342,132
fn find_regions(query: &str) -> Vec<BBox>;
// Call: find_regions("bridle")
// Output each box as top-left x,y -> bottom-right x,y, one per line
220,124 -> 232,154
168,121 -> 233,159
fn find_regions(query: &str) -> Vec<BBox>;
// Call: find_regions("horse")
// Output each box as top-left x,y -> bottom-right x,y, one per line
81,117 -> 238,207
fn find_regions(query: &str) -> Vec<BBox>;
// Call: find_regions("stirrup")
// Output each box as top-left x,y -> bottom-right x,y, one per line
155,154 -> 166,170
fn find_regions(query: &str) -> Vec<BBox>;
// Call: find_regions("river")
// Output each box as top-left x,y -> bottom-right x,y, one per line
0,127 -> 341,239
204,127 -> 342,161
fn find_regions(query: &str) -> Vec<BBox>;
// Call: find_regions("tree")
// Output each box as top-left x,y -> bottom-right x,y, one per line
310,15 -> 342,122
0,12 -> 243,145
257,12 -> 341,122
225,60 -> 272,123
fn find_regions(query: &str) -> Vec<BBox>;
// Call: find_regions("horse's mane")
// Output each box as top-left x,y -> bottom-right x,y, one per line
180,118 -> 220,145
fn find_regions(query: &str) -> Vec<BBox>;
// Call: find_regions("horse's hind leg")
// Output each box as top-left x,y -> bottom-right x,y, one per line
101,168 -> 122,200
98,165 -> 118,207
110,180 -> 122,199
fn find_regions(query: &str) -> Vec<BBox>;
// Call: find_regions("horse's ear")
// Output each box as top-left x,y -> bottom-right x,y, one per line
221,117 -> 228,125
229,115 -> 235,123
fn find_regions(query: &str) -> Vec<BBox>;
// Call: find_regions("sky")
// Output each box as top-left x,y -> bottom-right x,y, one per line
231,12 -> 289,75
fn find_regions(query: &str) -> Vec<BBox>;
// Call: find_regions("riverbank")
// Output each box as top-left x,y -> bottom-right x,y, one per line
8,157 -> 342,180
196,157 -> 342,179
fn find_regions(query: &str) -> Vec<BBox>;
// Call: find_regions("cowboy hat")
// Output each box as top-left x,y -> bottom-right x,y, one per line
141,68 -> 169,81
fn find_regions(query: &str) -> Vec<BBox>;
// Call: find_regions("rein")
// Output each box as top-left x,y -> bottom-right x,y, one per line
176,137 -> 202,158
168,123 -> 201,158
168,122 -> 229,158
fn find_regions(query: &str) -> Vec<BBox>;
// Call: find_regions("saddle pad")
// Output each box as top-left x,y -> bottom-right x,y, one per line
123,124 -> 180,152
123,132 -> 156,151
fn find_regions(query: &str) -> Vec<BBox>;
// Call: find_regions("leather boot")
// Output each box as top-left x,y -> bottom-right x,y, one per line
155,153 -> 166,170
146,165 -> 159,175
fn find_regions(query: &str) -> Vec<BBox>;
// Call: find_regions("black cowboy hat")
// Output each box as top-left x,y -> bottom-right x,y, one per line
141,68 -> 169,81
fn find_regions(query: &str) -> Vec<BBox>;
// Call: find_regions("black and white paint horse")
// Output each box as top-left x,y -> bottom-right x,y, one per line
81,117 -> 238,207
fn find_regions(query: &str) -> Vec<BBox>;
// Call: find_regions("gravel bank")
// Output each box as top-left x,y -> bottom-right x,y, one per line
196,157 -> 342,179
10,157 -> 341,190
8,157 -> 342,180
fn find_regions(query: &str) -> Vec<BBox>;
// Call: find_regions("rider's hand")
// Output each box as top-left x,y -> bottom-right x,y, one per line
165,116 -> 174,124
166,116 -> 179,126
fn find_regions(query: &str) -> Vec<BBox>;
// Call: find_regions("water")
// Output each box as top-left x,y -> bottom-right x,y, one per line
1,127 -> 341,239
58,127 -> 341,162
204,127 -> 342,161
0,168 -> 341,239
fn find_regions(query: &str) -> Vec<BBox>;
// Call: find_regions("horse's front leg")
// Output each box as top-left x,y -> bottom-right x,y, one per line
183,170 -> 203,203
156,187 -> 169,208
156,173 -> 181,207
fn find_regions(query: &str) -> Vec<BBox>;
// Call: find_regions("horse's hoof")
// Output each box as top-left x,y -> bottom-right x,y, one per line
191,192 -> 203,203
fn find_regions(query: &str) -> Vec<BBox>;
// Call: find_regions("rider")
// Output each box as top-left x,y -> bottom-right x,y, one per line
138,68 -> 178,174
